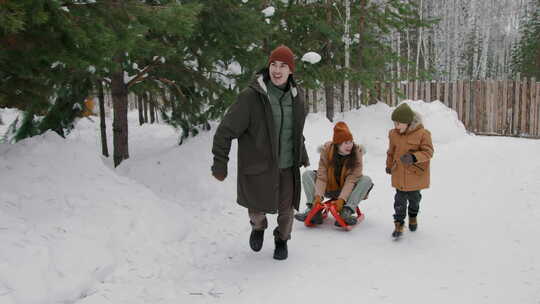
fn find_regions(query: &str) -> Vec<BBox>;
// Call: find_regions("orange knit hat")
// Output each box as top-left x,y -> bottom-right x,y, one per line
332,121 -> 353,144
268,45 -> 295,72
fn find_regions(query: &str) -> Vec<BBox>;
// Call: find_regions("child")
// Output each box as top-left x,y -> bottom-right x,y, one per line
386,103 -> 434,237
295,122 -> 373,226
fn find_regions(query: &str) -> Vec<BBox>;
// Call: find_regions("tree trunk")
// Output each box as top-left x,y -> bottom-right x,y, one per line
143,93 -> 149,123
149,92 -> 156,124
415,0 -> 423,79
97,80 -> 109,158
313,89 -> 318,113
397,31 -> 401,79
357,0 -> 367,78
111,67 -> 129,167
344,0 -> 351,112
325,0 -> 334,122
137,95 -> 144,125
325,85 -> 334,122
340,82 -> 345,113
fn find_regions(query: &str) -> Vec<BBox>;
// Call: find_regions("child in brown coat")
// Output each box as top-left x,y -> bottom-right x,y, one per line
295,122 -> 373,226
386,103 -> 434,237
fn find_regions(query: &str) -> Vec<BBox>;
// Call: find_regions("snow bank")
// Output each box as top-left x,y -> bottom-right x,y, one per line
304,100 -> 468,161
0,100 -> 471,303
0,130 -> 188,304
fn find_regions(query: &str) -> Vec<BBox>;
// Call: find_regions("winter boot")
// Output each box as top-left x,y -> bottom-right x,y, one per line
249,229 -> 264,252
273,228 -> 288,260
294,207 -> 323,225
294,207 -> 311,222
409,217 -> 418,232
334,206 -> 357,226
392,221 -> 404,238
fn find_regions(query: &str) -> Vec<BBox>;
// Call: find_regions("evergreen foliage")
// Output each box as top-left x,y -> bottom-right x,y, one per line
511,0 -> 540,79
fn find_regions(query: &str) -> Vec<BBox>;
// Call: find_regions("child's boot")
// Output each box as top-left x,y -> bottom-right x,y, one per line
409,216 -> 418,231
392,221 -> 404,237
334,206 -> 357,226
294,205 -> 323,224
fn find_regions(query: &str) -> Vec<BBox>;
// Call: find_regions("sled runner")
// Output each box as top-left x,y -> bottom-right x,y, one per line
303,199 -> 364,231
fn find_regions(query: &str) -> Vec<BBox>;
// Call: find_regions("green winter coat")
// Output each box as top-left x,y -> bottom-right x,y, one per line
212,72 -> 310,213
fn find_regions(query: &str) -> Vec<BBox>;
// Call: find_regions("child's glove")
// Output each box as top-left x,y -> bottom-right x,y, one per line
400,153 -> 416,165
334,198 -> 345,212
385,167 -> 391,174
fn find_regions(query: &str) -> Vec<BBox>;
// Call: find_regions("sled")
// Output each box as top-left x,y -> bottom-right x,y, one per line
303,199 -> 364,231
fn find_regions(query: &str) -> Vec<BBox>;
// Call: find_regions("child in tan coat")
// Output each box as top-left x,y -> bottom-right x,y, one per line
295,122 -> 373,226
386,103 -> 434,237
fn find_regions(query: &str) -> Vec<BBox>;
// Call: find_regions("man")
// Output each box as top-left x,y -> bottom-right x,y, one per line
211,45 -> 309,260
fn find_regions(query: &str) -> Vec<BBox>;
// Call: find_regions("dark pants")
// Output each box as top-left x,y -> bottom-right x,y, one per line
393,189 -> 421,224
248,168 -> 294,240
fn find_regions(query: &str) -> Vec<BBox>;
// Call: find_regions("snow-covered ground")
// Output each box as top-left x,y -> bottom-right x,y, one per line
1,101 -> 539,304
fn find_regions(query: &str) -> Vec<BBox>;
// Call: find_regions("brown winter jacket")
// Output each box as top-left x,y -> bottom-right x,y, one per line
315,141 -> 364,201
212,72 -> 309,213
386,112 -> 434,191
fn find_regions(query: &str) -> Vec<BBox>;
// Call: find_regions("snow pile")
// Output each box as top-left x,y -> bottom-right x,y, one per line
0,129 -> 188,304
405,100 -> 468,144
303,100 -> 468,161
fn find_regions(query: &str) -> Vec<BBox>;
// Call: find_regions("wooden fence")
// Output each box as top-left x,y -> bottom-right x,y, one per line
373,78 -> 540,138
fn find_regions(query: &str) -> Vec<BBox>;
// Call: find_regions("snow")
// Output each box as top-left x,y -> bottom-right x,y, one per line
123,71 -> 136,85
50,62 -> 65,69
0,108 -> 20,138
301,51 -> 322,64
262,6 -> 275,17
1,100 -> 540,304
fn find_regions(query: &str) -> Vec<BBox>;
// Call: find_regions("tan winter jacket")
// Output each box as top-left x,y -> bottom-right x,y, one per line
315,141 -> 364,201
386,112 -> 434,191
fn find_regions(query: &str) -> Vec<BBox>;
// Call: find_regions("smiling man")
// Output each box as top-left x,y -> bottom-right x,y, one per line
211,45 -> 310,260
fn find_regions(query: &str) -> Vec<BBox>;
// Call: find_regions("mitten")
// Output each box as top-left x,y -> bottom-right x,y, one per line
400,153 -> 416,165
334,198 -> 345,212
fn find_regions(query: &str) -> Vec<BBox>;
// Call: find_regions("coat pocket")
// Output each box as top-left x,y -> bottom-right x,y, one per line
407,163 -> 426,176
240,161 -> 269,175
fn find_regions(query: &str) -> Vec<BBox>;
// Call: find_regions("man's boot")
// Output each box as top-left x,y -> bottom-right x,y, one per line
273,228 -> 288,260
249,229 -> 264,252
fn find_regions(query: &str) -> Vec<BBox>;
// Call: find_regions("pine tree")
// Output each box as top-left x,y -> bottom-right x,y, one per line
0,0 -> 109,141
512,0 -> 540,79
155,0 -> 269,143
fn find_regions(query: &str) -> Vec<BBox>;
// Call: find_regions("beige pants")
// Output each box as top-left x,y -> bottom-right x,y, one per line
248,168 -> 294,240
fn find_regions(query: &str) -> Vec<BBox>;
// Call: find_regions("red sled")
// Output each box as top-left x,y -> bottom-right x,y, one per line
304,199 -> 365,231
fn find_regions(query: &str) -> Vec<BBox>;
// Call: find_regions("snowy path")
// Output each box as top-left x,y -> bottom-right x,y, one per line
120,128 -> 540,304
2,104 -> 540,304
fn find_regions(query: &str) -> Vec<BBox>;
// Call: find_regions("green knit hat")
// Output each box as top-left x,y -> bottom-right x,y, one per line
391,103 -> 414,124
